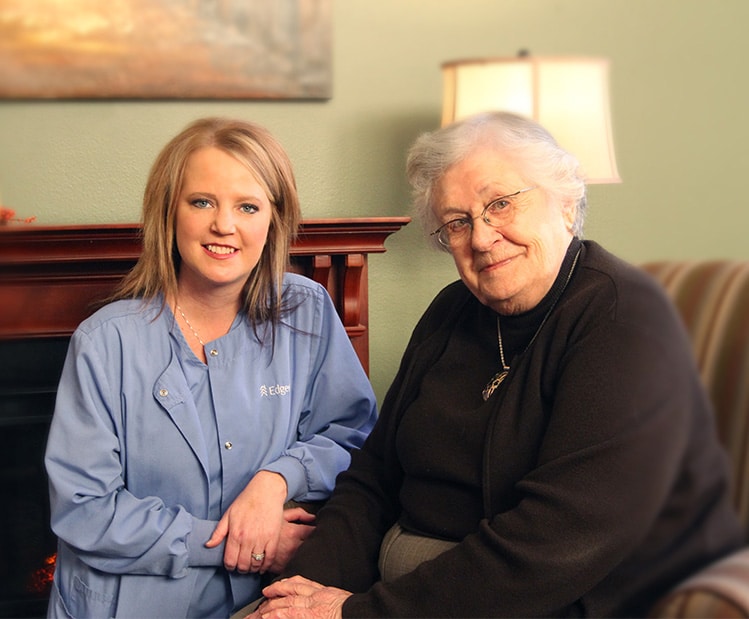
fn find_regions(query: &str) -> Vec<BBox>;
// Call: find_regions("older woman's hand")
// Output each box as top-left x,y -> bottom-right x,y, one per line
248,575 -> 351,619
266,508 -> 317,574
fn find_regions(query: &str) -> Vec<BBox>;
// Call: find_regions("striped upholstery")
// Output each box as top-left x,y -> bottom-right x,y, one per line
643,261 -> 749,618
650,550 -> 749,618
642,261 -> 749,527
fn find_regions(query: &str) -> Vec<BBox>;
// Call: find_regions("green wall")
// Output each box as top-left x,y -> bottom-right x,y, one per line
1,0 -> 747,402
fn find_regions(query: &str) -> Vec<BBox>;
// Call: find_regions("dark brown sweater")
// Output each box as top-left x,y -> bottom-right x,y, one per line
283,240 -> 743,617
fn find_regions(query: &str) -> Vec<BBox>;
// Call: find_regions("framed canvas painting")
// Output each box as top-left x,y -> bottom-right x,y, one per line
0,0 -> 331,99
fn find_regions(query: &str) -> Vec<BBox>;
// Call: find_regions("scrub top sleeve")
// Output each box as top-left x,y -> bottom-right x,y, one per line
278,287 -> 377,501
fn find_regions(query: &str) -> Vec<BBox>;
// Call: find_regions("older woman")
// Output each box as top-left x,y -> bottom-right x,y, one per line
249,111 -> 743,618
44,117 -> 377,619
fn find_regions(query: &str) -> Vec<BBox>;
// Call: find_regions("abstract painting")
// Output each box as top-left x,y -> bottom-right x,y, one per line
0,0 -> 331,99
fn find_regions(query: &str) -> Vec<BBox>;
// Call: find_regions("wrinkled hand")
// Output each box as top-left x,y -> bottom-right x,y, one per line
266,507 -> 317,574
248,576 -> 351,619
205,471 -> 287,574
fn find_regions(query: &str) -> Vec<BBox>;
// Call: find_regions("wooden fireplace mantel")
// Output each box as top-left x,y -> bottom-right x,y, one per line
0,217 -> 410,374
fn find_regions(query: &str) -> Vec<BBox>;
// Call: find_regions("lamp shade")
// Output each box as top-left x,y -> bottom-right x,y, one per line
442,56 -> 621,183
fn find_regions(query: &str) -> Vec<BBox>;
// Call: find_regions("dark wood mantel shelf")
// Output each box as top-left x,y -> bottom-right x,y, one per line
0,217 -> 410,374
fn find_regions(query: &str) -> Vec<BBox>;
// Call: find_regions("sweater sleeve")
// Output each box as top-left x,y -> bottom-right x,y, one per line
279,325 -> 417,590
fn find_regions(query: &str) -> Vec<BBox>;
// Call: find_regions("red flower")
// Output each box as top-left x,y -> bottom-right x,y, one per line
0,206 -> 36,225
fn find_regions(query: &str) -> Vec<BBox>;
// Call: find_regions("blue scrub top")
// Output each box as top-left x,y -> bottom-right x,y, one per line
45,273 -> 377,618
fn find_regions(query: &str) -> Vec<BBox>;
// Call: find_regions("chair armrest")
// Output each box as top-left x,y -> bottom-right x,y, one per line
650,549 -> 749,618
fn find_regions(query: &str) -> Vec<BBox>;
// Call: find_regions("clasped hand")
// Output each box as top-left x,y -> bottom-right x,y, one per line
205,471 -> 315,574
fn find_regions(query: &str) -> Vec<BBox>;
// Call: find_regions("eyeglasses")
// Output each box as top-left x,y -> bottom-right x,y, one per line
430,186 -> 537,249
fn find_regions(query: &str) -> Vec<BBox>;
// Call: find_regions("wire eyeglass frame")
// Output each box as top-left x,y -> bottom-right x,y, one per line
430,186 -> 537,248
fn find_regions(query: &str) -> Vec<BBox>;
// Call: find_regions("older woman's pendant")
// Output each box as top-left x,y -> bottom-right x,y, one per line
482,370 -> 508,401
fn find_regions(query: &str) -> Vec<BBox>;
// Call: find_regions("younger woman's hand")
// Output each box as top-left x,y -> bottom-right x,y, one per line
206,470 -> 287,573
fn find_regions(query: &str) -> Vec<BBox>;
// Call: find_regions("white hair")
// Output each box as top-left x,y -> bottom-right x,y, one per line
406,111 -> 587,250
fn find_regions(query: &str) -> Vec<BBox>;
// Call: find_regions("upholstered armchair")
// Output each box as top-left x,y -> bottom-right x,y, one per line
643,261 -> 749,617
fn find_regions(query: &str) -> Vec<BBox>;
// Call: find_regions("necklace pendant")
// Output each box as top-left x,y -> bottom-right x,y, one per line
482,369 -> 508,401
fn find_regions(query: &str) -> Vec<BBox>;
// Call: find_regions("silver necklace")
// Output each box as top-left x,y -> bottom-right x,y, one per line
482,246 -> 582,401
176,304 -> 204,346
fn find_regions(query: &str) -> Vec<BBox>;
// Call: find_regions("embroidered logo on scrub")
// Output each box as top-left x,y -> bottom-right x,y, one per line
260,384 -> 291,397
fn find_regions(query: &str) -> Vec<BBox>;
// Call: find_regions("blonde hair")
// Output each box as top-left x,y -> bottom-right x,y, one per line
113,117 -> 301,332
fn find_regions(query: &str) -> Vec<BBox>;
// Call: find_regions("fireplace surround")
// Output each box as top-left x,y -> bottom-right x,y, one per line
0,217 -> 407,617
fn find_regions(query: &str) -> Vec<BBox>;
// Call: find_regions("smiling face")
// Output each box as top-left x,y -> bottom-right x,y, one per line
433,147 -> 576,315
174,146 -> 273,299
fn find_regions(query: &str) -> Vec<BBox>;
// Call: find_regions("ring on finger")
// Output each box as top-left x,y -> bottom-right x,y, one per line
251,552 -> 266,562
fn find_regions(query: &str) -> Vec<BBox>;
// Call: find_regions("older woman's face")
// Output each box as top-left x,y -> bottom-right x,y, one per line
433,147 -> 575,315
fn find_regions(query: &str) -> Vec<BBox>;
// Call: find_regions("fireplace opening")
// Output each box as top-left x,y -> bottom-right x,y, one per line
1,338 -> 68,618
